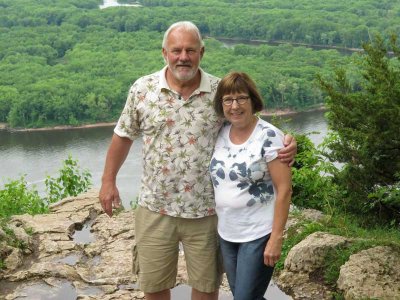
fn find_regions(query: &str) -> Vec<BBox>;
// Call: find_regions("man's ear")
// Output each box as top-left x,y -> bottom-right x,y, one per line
200,46 -> 205,59
162,48 -> 167,61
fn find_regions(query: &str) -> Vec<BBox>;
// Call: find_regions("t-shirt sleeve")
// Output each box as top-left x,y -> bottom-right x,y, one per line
114,82 -> 141,141
262,126 -> 285,163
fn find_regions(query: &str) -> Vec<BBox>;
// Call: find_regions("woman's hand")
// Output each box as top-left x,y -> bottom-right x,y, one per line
264,236 -> 283,267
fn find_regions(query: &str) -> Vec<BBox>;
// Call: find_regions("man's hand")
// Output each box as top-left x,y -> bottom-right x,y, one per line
278,134 -> 297,166
99,181 -> 121,217
99,134 -> 132,217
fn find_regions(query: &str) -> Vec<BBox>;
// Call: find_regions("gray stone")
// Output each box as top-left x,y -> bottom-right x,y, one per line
4,248 -> 23,271
284,231 -> 349,273
337,246 -> 400,299
276,232 -> 348,300
0,228 -> 7,240
8,222 -> 31,247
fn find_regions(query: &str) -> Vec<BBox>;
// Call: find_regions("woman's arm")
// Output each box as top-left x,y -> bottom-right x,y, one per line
264,159 -> 292,267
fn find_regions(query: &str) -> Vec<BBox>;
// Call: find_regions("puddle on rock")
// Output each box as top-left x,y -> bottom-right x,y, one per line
72,218 -> 95,244
77,285 -> 103,296
171,280 -> 292,300
118,282 -> 139,290
91,255 -> 101,265
266,280 -> 293,299
54,254 -> 80,266
171,285 -> 232,300
12,280 -> 77,300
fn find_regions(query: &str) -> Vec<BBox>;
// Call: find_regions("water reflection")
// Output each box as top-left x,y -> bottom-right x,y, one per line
172,281 -> 292,300
13,280 -> 77,300
54,254 -> 80,266
99,0 -> 141,9
265,109 -> 328,146
72,219 -> 96,244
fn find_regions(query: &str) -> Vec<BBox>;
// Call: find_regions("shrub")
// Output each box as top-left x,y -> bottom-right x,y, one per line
45,155 -> 92,204
291,132 -> 338,212
0,176 -> 47,218
0,155 -> 92,218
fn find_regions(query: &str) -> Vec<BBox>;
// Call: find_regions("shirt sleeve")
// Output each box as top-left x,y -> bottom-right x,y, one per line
114,82 -> 141,141
262,125 -> 285,163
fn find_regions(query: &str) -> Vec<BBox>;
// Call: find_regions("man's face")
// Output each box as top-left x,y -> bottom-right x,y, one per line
162,28 -> 204,82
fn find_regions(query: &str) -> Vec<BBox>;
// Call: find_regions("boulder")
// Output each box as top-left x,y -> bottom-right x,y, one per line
285,231 -> 349,273
4,248 -> 23,272
277,231 -> 349,300
338,246 -> 400,299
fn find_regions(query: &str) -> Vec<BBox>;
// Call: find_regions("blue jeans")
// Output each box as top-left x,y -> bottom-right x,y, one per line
219,234 -> 274,300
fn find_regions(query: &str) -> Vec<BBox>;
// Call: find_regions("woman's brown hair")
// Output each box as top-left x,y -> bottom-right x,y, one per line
213,71 -> 264,117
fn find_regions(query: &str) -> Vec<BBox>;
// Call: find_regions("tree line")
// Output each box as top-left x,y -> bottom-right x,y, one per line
1,0 -> 398,128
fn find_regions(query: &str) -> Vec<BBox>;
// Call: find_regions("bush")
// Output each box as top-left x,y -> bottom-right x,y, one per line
45,155 -> 92,204
0,156 -> 92,218
0,176 -> 47,217
367,173 -> 400,226
291,133 -> 338,212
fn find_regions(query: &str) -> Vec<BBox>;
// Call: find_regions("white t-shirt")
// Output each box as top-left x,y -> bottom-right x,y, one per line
209,118 -> 284,242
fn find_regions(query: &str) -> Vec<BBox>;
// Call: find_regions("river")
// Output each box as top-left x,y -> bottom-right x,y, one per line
0,110 -> 327,209
0,110 -> 327,299
99,0 -> 141,9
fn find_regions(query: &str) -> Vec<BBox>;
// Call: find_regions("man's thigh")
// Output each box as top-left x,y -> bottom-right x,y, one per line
179,215 -> 222,293
134,206 -> 180,293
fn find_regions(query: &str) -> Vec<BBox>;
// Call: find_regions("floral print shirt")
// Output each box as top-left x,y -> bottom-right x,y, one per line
115,66 -> 223,218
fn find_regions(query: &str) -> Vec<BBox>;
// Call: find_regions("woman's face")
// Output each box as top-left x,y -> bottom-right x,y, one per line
221,92 -> 254,129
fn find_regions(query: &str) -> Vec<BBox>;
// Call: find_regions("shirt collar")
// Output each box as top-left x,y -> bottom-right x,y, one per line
159,66 -> 212,94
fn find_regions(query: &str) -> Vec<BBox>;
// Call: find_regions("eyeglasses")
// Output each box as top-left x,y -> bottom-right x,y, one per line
222,95 -> 250,106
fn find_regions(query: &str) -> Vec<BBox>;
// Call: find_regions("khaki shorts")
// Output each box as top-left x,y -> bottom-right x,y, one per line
133,206 -> 222,293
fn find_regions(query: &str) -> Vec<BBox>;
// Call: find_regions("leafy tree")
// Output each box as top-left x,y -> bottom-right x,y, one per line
318,35 -> 400,224
0,86 -> 18,122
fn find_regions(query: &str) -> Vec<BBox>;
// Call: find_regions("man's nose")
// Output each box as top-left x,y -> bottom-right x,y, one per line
179,50 -> 190,61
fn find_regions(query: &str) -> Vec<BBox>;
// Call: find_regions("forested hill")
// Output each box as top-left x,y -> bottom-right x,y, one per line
1,0 -> 398,128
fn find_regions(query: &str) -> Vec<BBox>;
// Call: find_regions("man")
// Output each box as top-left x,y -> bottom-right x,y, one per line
99,21 -> 297,300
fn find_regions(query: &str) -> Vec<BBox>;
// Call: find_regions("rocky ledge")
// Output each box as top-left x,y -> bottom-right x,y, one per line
1,190 -> 399,299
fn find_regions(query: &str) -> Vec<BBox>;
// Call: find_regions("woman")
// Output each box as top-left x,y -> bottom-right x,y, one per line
209,72 -> 292,300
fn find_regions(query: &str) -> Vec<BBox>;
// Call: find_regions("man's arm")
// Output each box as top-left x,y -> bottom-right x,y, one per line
278,134 -> 297,166
99,133 -> 133,217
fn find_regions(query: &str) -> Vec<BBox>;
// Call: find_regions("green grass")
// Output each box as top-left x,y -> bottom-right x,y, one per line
0,259 -> 5,270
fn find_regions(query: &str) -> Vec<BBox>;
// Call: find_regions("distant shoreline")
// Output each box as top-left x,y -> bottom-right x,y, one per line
1,122 -> 117,132
261,105 -> 326,117
0,106 -> 326,132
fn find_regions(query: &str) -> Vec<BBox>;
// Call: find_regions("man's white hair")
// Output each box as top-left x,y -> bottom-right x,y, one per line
162,21 -> 204,49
